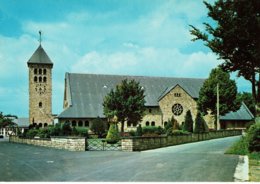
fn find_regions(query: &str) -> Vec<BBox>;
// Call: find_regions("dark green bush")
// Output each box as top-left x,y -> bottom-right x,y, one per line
36,128 -> 51,138
90,118 -> 106,138
75,127 -> 89,137
49,123 -> 62,136
172,130 -> 190,135
106,123 -> 120,143
26,129 -> 39,138
61,122 -> 72,136
136,124 -> 143,136
129,130 -> 136,137
246,122 -> 260,152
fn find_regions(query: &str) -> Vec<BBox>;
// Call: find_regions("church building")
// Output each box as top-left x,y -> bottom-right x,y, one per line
26,42 -> 254,131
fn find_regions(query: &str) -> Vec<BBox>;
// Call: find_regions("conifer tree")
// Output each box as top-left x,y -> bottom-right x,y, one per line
183,110 -> 193,133
194,112 -> 209,133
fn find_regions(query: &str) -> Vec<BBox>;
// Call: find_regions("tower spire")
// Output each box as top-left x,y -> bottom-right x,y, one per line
39,30 -> 42,45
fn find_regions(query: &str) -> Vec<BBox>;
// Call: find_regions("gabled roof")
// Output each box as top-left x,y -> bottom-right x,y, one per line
220,102 -> 254,121
158,84 -> 195,101
27,45 -> 53,65
58,73 -> 205,118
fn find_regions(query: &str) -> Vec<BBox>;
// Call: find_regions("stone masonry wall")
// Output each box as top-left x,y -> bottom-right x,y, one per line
28,64 -> 53,125
9,136 -> 86,151
159,85 -> 198,125
122,130 -> 242,151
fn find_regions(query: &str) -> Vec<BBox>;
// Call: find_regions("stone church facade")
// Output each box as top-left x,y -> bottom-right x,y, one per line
26,44 -> 254,131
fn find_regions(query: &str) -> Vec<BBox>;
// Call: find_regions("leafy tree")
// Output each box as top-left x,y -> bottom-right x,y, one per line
194,112 -> 209,133
103,79 -> 146,132
198,68 -> 240,118
246,122 -> 260,152
90,117 -> 106,138
0,112 -> 17,128
237,92 -> 256,116
190,0 -> 260,114
183,110 -> 193,133
106,123 -> 120,144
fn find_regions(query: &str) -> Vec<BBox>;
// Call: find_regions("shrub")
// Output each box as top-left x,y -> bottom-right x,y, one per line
90,118 -> 106,138
61,122 -> 72,136
166,127 -> 173,136
129,130 -> 136,137
75,127 -> 89,137
246,122 -> 260,152
143,126 -> 157,134
164,119 -> 173,131
225,137 -> 249,155
26,129 -> 39,138
49,124 -> 61,136
106,123 -> 120,144
172,130 -> 190,135
194,112 -> 209,133
36,128 -> 51,138
183,110 -> 193,133
136,124 -> 143,136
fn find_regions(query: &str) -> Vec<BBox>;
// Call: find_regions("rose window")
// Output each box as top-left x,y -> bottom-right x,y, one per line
172,103 -> 183,116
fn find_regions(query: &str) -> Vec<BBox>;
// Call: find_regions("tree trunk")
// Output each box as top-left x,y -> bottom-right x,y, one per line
256,72 -> 260,116
121,121 -> 124,133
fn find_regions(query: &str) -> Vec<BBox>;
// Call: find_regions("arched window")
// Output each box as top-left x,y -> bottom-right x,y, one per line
43,69 -> 47,75
39,77 -> 42,83
39,123 -> 42,127
85,121 -> 89,127
127,122 -> 131,127
43,77 -> 47,83
39,102 -> 42,108
151,121 -> 155,126
146,121 -> 149,126
39,69 -> 42,74
149,109 -> 152,113
34,68 -> 37,74
44,123 -> 48,127
164,121 -> 168,127
78,120 -> 83,127
34,76 -> 37,82
72,120 -> 76,127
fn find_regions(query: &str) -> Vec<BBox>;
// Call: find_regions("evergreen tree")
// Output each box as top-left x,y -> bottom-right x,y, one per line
136,124 -> 143,136
183,110 -> 193,133
106,123 -> 120,144
194,112 -> 209,133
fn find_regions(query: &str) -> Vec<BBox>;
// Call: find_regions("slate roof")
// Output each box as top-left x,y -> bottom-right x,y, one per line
27,45 -> 53,65
12,118 -> 29,127
58,73 -> 205,118
220,102 -> 254,121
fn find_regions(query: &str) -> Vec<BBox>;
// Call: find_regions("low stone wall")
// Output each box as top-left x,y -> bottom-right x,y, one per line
122,130 -> 242,151
9,136 -> 87,151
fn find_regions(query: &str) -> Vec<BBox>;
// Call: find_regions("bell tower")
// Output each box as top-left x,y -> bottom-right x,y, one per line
27,32 -> 53,127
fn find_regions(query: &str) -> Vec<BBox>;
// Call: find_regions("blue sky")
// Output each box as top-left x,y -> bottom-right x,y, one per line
0,0 -> 251,117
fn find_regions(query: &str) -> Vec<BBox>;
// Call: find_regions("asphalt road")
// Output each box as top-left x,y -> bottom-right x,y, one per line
0,136 -> 240,182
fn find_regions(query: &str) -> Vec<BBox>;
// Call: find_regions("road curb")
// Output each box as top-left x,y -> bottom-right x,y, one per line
234,155 -> 249,182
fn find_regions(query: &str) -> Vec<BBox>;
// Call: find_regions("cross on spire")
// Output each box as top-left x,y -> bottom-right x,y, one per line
39,30 -> 42,45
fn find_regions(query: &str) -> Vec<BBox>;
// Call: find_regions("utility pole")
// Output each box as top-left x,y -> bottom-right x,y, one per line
216,83 -> 220,130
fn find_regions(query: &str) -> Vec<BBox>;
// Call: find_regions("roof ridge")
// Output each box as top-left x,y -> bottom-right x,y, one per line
67,72 -> 206,80
241,101 -> 254,118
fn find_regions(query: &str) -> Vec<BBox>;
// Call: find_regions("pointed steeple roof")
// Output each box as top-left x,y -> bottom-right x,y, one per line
27,45 -> 53,66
